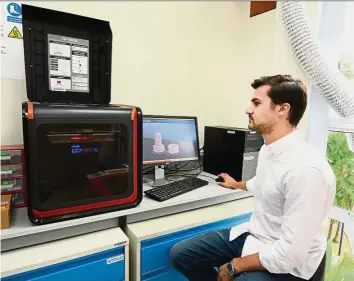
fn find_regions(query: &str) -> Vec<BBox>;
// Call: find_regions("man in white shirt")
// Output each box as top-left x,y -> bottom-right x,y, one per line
170,75 -> 336,281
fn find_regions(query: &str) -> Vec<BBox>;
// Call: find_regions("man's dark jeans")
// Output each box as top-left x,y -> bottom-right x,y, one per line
169,229 -> 308,281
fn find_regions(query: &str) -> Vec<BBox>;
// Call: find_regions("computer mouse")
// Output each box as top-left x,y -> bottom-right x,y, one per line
215,176 -> 225,183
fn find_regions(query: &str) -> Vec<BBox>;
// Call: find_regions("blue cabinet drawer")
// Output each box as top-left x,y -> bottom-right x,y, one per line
140,212 -> 252,280
3,247 -> 126,281
141,268 -> 183,281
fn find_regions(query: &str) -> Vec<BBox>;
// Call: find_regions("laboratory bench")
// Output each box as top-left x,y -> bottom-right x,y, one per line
1,173 -> 254,280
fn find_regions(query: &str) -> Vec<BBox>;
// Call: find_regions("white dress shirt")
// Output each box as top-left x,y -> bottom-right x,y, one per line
230,130 -> 336,280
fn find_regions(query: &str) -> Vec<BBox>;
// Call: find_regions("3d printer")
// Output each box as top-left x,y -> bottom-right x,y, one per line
21,5 -> 143,224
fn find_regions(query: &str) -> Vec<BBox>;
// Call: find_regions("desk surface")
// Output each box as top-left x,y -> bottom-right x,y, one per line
127,197 -> 254,241
0,173 -> 252,251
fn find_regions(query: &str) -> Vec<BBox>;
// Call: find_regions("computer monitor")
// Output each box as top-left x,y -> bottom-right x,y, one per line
143,115 -> 200,165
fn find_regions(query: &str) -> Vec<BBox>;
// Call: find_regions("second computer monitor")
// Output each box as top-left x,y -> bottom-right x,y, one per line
143,115 -> 200,165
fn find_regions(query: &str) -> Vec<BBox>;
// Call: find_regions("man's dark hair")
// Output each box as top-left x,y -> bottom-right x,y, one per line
251,74 -> 307,127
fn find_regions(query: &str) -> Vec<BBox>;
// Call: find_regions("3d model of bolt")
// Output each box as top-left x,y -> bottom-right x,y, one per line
153,132 -> 165,153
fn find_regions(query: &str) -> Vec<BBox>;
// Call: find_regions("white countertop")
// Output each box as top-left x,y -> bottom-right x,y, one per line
1,173 -> 252,248
127,196 -> 254,241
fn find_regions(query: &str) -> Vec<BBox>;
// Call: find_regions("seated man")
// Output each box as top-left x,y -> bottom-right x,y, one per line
170,75 -> 336,281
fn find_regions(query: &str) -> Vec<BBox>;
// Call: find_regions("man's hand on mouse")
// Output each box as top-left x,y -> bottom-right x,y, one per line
217,173 -> 239,189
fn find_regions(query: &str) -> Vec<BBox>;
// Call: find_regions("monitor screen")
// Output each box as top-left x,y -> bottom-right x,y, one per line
143,116 -> 199,165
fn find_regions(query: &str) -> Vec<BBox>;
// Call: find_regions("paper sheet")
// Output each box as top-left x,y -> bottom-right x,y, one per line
1,1 -> 25,80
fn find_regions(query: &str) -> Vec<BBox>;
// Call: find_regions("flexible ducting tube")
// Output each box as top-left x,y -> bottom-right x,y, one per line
279,1 -> 354,151
279,1 -> 354,118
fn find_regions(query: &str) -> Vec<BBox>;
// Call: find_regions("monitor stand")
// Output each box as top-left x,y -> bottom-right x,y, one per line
142,165 -> 170,187
152,165 -> 169,186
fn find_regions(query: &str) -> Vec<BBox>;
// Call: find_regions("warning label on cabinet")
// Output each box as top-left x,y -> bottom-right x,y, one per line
48,34 -> 89,93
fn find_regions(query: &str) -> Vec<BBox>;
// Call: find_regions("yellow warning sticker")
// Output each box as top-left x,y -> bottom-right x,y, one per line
8,26 -> 23,39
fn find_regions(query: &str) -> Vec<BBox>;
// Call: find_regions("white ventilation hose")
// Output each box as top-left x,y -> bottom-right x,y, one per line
279,1 -> 354,152
279,1 -> 354,119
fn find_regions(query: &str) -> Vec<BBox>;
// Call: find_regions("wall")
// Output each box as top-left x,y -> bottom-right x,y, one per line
0,1 -> 320,145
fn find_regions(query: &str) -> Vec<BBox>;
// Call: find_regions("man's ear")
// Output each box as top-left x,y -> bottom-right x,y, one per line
279,103 -> 291,117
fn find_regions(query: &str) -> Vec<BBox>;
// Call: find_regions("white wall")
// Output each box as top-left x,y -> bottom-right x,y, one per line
0,1 -> 320,145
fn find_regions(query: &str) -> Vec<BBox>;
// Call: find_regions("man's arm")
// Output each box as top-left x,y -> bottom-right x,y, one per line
217,174 -> 256,193
217,253 -> 264,281
232,253 -> 264,274
230,168 -> 332,275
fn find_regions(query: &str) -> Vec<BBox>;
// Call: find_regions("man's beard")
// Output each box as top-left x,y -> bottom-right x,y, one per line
248,121 -> 273,134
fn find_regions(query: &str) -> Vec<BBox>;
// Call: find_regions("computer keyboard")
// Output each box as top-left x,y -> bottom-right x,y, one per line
144,177 -> 209,202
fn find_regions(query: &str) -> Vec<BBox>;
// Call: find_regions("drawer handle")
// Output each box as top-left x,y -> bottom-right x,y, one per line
142,266 -> 169,280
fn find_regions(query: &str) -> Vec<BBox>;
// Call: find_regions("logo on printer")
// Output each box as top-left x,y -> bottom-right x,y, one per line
106,254 -> 124,265
61,36 -> 78,43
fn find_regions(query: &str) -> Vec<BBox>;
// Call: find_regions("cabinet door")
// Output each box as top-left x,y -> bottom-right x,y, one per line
3,247 -> 126,281
141,213 -> 252,281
